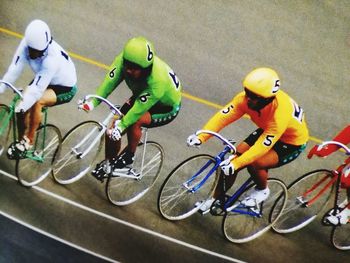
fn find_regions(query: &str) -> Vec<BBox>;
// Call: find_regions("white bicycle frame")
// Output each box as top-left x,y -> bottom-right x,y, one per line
112,126 -> 154,180
75,94 -> 160,181
70,95 -> 122,160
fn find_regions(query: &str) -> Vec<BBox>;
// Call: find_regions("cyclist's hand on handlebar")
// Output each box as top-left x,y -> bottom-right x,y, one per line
220,155 -> 235,176
107,120 -> 122,141
78,100 -> 94,112
187,134 -> 202,148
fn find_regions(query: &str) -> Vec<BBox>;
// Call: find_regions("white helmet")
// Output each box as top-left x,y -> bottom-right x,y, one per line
25,19 -> 51,51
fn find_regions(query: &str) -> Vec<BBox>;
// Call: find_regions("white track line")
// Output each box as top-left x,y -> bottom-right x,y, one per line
0,169 -> 245,263
0,209 -> 119,263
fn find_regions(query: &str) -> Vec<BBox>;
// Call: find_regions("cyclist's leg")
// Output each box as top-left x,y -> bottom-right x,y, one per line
113,100 -> 180,169
105,133 -> 120,160
126,111 -> 151,153
26,88 -> 56,143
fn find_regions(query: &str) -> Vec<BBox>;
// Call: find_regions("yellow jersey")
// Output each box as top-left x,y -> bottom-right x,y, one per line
198,90 -> 309,170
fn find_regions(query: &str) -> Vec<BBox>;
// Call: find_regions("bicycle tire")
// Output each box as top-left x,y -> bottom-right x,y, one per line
0,104 -> 11,156
106,141 -> 164,206
272,169 -> 334,234
52,120 -> 103,184
16,124 -> 62,187
157,154 -> 220,221
222,178 -> 287,243
331,221 -> 350,250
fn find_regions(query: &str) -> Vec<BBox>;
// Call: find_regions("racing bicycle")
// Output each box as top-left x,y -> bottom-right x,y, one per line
272,141 -> 350,250
157,130 -> 288,243
52,94 -> 164,206
0,79 -> 62,187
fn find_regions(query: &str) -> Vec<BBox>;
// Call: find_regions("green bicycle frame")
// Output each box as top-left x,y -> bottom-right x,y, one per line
0,93 -> 22,143
0,92 -> 49,162
26,107 -> 49,163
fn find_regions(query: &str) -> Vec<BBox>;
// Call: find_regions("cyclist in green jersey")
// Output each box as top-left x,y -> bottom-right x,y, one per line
80,37 -> 182,178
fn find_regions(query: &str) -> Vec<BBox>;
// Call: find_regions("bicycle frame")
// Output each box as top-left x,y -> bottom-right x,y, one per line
0,80 -> 23,143
183,130 -> 265,217
0,79 -> 54,162
77,112 -> 113,159
183,130 -> 235,193
299,141 -> 350,208
27,107 -> 50,162
72,94 -> 122,159
224,177 -> 262,217
111,127 -> 156,180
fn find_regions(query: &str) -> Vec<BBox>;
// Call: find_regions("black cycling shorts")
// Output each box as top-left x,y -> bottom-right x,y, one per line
49,84 -> 77,105
120,96 -> 181,128
244,128 -> 307,167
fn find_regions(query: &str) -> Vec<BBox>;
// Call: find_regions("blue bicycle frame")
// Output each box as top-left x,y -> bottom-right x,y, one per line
184,129 -> 263,218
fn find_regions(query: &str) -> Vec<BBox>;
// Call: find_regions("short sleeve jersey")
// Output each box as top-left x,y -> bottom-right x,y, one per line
93,53 -> 182,131
198,90 -> 309,170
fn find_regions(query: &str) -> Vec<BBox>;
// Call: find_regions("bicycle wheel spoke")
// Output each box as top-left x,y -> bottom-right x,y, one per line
223,178 -> 287,243
331,223 -> 350,250
157,154 -> 219,221
16,125 -> 61,187
272,169 -> 334,234
106,141 -> 164,206
52,121 -> 103,184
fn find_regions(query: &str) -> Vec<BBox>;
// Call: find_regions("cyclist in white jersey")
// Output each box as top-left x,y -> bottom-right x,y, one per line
0,19 -> 77,159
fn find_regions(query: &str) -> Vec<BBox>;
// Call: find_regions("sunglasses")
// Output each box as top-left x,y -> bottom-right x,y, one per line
244,88 -> 264,100
123,59 -> 143,70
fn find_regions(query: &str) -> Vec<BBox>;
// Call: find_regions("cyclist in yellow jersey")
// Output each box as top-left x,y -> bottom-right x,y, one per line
187,67 -> 309,212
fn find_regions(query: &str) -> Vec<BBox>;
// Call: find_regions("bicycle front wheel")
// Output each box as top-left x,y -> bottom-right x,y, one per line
0,104 -> 11,156
106,141 -> 164,206
222,178 -> 287,243
16,124 -> 62,187
331,222 -> 350,250
52,120 -> 104,184
272,169 -> 334,234
157,154 -> 220,221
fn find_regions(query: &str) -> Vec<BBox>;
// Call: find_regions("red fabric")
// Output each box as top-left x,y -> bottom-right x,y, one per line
308,125 -> 350,159
340,157 -> 350,188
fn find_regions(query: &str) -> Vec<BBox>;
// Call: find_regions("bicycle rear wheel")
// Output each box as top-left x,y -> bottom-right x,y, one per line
331,222 -> 350,250
272,169 -> 334,234
222,178 -> 287,243
52,120 -> 103,184
16,124 -> 61,187
0,104 -> 11,156
157,154 -> 220,221
106,141 -> 164,206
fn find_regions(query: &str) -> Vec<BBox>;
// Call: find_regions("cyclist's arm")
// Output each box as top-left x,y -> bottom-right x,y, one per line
93,53 -> 124,107
119,88 -> 163,131
0,39 -> 27,92
232,106 -> 289,170
197,93 -> 245,143
15,60 -> 57,112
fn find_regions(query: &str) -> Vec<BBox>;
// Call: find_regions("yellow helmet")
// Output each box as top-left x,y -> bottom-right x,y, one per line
243,68 -> 280,98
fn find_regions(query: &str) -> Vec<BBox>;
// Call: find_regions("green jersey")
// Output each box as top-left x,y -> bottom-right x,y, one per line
93,53 -> 182,131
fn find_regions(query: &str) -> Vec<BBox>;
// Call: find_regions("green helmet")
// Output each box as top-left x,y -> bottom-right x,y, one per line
123,37 -> 155,68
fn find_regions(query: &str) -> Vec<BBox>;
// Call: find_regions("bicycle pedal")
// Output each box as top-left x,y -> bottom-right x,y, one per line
209,200 -> 225,216
199,209 -> 211,216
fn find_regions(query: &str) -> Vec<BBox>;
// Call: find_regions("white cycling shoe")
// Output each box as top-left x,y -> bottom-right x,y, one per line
326,207 -> 350,225
241,187 -> 270,207
195,197 -> 215,213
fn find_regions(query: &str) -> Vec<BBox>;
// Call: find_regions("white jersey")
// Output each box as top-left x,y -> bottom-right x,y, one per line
0,39 -> 77,111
